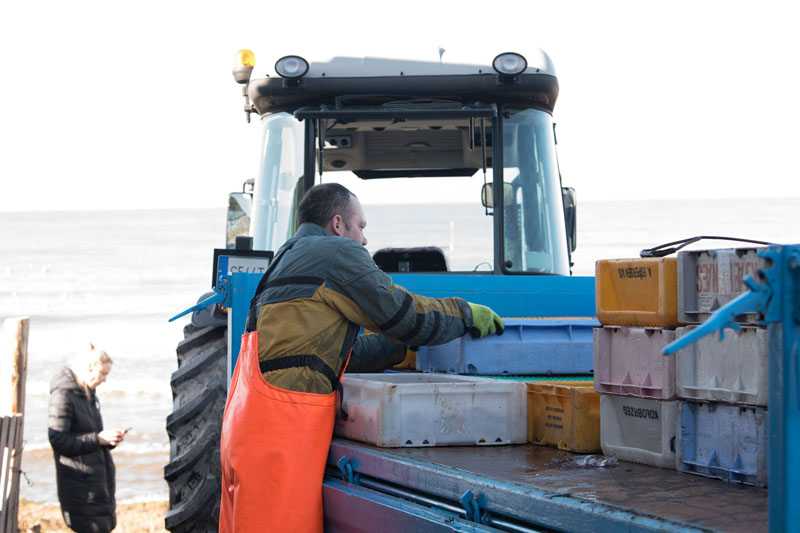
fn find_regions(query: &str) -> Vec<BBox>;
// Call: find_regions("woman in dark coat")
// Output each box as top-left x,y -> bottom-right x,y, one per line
48,345 -> 126,533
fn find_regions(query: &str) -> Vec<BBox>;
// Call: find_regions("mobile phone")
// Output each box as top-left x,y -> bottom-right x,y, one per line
123,427 -> 132,434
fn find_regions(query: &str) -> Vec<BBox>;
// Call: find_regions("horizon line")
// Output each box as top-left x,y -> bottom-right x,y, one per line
1,196 -> 799,215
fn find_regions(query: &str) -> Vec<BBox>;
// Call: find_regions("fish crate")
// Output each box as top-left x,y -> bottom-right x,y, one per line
676,325 -> 768,406
593,326 -> 677,400
600,394 -> 678,469
676,401 -> 768,487
415,318 -> 597,375
526,380 -> 600,453
334,373 -> 527,447
677,247 -> 768,325
595,257 -> 683,327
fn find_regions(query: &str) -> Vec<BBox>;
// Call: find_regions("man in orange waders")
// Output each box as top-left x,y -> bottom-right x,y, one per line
219,183 -> 504,533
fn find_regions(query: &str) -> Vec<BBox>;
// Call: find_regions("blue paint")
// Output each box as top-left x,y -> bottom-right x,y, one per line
416,318 -> 598,375
766,246 -> 800,533
168,286 -> 226,323
389,274 -> 596,318
229,272 -> 262,376
226,272 -> 596,380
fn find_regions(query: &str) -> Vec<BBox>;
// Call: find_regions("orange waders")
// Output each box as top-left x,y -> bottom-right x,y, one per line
219,331 -> 348,533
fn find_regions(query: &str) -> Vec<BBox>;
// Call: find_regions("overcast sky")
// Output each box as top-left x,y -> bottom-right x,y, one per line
1,0 -> 797,212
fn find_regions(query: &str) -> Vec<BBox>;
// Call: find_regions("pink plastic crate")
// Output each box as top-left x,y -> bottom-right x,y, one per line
593,326 -> 677,400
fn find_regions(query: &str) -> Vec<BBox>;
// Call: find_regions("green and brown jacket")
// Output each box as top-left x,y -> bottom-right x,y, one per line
246,222 -> 474,394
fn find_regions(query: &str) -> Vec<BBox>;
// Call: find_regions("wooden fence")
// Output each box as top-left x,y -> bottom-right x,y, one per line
1,317 -> 29,533
1,414 -> 24,533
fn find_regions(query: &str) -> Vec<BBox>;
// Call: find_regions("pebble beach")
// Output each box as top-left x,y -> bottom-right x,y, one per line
18,500 -> 168,533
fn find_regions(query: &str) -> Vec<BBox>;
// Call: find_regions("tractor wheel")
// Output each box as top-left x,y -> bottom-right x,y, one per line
164,323 -> 227,532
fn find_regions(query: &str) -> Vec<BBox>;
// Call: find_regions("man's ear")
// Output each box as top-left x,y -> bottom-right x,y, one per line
330,214 -> 344,236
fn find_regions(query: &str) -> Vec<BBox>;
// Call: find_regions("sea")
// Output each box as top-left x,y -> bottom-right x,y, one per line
1,198 -> 799,505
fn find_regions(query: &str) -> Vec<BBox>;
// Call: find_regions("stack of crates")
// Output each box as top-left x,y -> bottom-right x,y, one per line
673,248 -> 768,487
594,257 -> 681,469
594,250 -> 769,487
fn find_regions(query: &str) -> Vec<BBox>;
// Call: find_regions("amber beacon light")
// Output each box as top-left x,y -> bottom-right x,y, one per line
233,49 -> 255,84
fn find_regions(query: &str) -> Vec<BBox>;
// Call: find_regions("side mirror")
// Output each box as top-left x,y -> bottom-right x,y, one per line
480,182 -> 514,209
562,187 -> 577,253
226,192 -> 252,248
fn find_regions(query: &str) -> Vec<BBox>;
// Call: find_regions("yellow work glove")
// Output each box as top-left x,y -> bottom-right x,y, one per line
467,302 -> 505,339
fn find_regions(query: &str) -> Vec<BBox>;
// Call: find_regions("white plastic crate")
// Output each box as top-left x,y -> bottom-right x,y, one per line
676,326 -> 768,406
593,326 -> 677,400
334,373 -> 527,447
600,394 -> 678,469
677,248 -> 767,324
677,401 -> 768,487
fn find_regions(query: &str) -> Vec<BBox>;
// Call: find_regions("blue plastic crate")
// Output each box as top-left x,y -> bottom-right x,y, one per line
416,318 -> 599,376
677,401 -> 768,487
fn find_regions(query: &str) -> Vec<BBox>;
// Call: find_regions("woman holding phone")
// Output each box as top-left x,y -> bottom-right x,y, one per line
48,344 -> 127,533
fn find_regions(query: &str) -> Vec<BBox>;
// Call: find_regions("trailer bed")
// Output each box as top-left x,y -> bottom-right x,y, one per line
325,439 -> 767,532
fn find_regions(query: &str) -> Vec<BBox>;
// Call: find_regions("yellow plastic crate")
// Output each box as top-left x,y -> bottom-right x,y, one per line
526,381 -> 600,452
595,257 -> 683,327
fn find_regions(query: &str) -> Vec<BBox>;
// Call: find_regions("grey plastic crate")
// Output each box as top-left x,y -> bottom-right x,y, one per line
600,394 -> 678,469
676,325 -> 768,406
677,247 -> 767,324
676,401 -> 768,487
334,373 -> 527,447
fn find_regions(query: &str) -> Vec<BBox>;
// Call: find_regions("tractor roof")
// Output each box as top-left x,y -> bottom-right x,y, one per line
248,51 -> 559,116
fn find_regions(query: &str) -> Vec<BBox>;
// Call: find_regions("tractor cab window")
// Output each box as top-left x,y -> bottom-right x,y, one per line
249,105 -> 569,275
312,109 -> 496,272
252,113 -> 305,251
501,108 -> 569,275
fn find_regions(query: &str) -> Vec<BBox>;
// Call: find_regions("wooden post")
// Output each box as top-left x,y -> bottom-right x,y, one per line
6,317 -> 29,416
1,316 -> 29,533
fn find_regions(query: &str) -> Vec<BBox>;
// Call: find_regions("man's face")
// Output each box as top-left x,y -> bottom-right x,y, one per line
341,196 -> 368,246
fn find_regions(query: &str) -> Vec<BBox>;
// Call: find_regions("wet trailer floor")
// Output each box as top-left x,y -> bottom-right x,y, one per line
340,441 -> 768,532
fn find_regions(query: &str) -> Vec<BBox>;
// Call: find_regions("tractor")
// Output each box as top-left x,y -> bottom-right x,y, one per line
164,48 -> 584,532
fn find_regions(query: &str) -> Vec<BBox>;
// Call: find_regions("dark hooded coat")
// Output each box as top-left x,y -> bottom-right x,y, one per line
48,367 -> 116,530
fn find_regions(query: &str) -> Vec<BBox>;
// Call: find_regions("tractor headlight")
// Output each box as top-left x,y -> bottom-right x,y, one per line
275,55 -> 309,78
492,53 -> 527,76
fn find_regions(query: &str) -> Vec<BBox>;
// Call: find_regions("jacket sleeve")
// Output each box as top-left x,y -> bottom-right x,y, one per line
48,389 -> 102,457
346,334 -> 407,373
323,241 -> 474,346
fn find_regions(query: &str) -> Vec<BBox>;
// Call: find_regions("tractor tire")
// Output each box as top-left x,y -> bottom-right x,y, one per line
164,323 -> 227,533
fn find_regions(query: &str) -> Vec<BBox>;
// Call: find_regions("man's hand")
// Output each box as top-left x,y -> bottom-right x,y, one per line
467,303 -> 505,338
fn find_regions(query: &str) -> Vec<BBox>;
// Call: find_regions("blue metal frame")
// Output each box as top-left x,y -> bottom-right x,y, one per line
663,244 -> 800,532
323,477 -> 499,532
767,246 -> 800,532
218,272 -> 596,378
227,272 -> 262,377
325,441 -> 705,532
172,248 -> 800,529
387,274 -> 595,318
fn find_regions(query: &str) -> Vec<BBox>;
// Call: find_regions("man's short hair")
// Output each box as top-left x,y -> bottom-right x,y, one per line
297,183 -> 355,228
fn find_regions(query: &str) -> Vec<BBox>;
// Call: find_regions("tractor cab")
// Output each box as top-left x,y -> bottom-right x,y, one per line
230,51 -> 576,275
